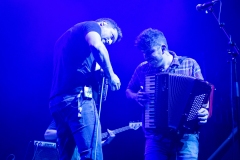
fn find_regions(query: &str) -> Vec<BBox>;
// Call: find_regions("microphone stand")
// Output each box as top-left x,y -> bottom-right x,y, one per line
205,6 -> 240,160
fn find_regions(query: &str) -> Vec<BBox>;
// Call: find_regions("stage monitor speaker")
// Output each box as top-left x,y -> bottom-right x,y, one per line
32,140 -> 59,160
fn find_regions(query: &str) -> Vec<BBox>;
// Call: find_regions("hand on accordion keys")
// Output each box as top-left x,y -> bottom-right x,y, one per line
197,103 -> 209,125
135,86 -> 149,107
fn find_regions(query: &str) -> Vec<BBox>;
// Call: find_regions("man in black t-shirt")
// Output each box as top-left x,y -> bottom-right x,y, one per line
49,18 -> 122,160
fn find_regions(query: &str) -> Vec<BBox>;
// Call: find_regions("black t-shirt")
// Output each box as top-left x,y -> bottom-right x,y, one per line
50,21 -> 101,100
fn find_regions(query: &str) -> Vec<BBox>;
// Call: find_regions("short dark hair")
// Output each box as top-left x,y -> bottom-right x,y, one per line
95,18 -> 123,42
135,28 -> 168,53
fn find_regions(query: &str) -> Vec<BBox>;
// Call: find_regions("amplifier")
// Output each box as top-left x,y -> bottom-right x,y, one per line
32,140 -> 59,160
34,140 -> 57,148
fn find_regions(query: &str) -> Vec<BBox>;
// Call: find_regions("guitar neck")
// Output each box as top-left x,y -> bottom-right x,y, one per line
101,126 -> 130,139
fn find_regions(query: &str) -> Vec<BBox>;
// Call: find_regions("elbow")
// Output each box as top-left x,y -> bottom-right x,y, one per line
125,89 -> 129,98
89,42 -> 105,55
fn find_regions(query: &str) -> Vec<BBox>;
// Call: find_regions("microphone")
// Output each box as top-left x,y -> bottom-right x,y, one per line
196,0 -> 219,11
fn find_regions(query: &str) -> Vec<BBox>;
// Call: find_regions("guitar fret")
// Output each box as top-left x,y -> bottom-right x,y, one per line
113,126 -> 130,134
101,122 -> 142,139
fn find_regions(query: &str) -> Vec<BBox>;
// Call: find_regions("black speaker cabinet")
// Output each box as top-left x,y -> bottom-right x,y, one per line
32,141 -> 59,160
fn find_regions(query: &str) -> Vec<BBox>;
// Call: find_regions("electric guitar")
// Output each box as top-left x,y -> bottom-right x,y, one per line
101,122 -> 142,139
39,122 -> 142,148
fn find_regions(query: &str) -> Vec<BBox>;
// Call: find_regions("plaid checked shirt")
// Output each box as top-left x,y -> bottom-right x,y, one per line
127,51 -> 203,92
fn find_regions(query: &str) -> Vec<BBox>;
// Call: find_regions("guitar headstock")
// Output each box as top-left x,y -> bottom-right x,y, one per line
129,122 -> 142,130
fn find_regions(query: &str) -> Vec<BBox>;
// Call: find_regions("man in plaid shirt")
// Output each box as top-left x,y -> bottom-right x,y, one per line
126,28 -> 209,160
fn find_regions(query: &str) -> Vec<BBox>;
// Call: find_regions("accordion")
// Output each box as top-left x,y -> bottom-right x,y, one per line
144,73 -> 214,133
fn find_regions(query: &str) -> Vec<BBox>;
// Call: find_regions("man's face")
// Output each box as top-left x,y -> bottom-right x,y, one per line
143,46 -> 163,67
101,26 -> 118,45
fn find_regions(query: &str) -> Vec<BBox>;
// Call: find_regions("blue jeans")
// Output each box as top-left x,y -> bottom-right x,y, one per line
145,133 -> 199,160
50,95 -> 103,160
71,147 -> 80,160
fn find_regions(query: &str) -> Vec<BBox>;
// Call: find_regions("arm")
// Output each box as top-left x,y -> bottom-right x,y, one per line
126,87 -> 149,107
126,88 -> 138,101
44,129 -> 57,141
85,31 -> 120,91
126,64 -> 149,106
192,59 -> 209,124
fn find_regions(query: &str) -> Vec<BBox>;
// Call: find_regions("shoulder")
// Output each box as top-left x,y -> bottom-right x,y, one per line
133,61 -> 157,76
172,51 -> 198,66
138,61 -> 148,67
181,57 -> 200,66
73,21 -> 99,28
135,61 -> 149,71
71,21 -> 101,35
170,51 -> 197,64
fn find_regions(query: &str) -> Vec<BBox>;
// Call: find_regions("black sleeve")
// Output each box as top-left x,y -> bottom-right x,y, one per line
72,21 -> 101,38
83,21 -> 101,37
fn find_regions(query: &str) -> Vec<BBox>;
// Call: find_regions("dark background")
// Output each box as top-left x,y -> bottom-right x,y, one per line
0,0 -> 240,159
